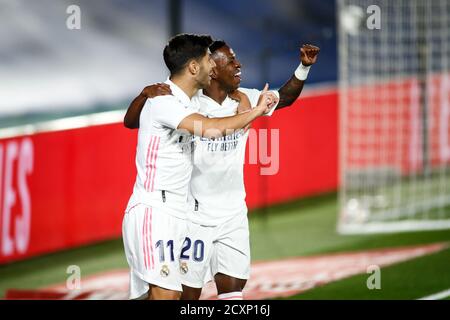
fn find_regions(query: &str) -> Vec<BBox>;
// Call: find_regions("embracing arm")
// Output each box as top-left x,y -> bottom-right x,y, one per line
178,110 -> 260,139
178,86 -> 274,139
124,83 -> 172,129
124,92 -> 147,129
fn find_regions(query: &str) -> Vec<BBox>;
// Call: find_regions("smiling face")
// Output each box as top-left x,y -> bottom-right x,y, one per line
211,45 -> 242,92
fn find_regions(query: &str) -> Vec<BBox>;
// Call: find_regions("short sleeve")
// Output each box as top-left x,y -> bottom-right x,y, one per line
238,87 -> 280,117
150,96 -> 197,129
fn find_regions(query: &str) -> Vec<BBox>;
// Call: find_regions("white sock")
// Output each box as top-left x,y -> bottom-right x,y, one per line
217,291 -> 243,300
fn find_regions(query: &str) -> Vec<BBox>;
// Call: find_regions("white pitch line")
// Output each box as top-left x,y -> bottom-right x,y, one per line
418,288 -> 450,300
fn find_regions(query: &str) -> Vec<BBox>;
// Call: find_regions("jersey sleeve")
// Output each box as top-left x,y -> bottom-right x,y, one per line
150,96 -> 197,129
238,87 -> 280,116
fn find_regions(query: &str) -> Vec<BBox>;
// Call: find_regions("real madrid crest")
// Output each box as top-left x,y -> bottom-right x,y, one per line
160,264 -> 170,277
180,262 -> 189,274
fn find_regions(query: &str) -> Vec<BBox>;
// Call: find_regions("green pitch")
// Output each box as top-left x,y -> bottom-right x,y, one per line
1,192 -> 449,299
283,248 -> 450,300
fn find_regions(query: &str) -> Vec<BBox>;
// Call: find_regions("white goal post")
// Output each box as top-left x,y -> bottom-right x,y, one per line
338,0 -> 450,234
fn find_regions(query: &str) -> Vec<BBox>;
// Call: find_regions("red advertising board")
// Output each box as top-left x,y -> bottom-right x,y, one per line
344,75 -> 450,174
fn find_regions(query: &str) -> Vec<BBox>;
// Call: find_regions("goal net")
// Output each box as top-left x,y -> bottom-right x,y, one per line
338,0 -> 450,233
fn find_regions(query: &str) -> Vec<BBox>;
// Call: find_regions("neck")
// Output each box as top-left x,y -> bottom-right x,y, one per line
170,74 -> 199,99
204,80 -> 229,105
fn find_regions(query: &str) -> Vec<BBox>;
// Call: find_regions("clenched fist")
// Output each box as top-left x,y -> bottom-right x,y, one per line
300,44 -> 320,66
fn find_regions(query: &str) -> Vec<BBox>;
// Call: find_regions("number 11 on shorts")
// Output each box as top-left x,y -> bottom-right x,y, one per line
155,240 -> 175,262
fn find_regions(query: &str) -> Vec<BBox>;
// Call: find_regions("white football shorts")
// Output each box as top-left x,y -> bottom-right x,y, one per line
122,203 -> 187,299
180,210 -> 250,288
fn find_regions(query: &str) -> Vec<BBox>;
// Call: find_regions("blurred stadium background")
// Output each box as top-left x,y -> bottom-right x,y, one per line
0,0 -> 449,300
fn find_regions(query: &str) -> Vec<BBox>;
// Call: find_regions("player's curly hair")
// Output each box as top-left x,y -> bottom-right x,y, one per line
209,40 -> 227,54
163,33 -> 213,76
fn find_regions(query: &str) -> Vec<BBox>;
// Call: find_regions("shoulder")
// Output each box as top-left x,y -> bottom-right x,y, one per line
239,87 -> 279,97
237,87 -> 258,97
239,87 -> 279,106
148,95 -> 179,106
148,95 -> 190,115
238,87 -> 260,106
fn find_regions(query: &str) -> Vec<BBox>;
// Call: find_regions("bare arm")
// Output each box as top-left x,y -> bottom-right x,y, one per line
124,93 -> 147,129
277,75 -> 305,109
276,44 -> 320,110
178,110 -> 259,138
124,83 -> 172,129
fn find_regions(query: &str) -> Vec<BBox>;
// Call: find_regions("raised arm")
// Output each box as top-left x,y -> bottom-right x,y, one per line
124,83 -> 172,129
277,44 -> 320,110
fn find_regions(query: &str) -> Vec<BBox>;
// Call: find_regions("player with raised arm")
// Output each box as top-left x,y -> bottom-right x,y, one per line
122,34 -> 274,301
124,40 -> 319,300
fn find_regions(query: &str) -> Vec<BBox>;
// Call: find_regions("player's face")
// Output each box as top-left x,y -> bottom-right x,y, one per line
197,50 -> 216,89
213,45 -> 242,92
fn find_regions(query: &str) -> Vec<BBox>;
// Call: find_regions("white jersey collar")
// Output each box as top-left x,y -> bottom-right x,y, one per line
198,90 -> 223,106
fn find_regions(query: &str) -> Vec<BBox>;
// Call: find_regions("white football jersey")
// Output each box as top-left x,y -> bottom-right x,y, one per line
188,88 -> 278,226
126,79 -> 200,219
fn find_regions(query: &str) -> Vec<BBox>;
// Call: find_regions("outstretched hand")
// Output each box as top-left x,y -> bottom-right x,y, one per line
255,83 -> 278,115
257,83 -> 279,113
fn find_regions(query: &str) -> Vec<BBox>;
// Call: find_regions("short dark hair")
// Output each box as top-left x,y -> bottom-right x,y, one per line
163,33 -> 213,76
209,40 -> 227,54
